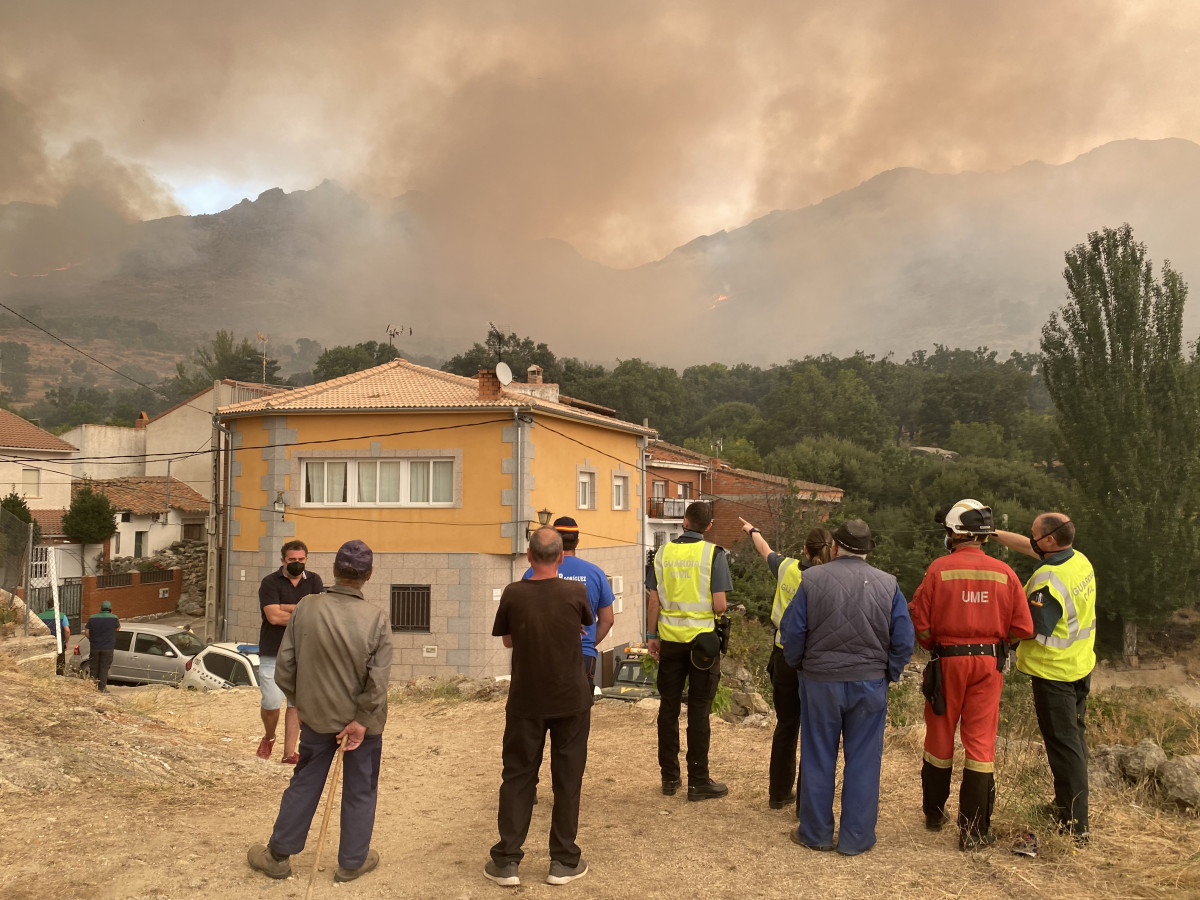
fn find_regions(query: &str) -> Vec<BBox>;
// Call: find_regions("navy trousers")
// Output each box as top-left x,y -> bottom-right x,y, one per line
90,649 -> 114,690
797,677 -> 888,855
269,724 -> 382,870
492,709 -> 591,867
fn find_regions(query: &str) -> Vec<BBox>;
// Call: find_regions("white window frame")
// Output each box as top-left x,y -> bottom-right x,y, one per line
302,457 -> 457,508
612,473 -> 630,510
578,471 -> 596,510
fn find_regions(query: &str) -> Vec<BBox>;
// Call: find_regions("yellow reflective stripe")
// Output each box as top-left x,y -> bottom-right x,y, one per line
939,569 -> 1010,584
923,751 -> 953,768
964,758 -> 995,773
916,628 -> 932,640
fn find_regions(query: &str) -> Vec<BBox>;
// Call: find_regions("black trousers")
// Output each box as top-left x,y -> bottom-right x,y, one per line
492,708 -> 591,867
768,645 -> 802,808
270,724 -> 382,870
656,638 -> 721,784
90,649 -> 114,690
1031,673 -> 1090,834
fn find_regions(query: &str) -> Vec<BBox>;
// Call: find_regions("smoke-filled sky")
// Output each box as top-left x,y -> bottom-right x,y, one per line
3,1 -> 1200,266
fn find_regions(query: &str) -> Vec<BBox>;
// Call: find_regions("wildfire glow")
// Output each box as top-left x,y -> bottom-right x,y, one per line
8,262 -> 83,278
709,293 -> 729,310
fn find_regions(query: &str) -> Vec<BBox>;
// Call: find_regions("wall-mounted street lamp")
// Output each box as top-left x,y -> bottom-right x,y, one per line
273,492 -> 286,521
526,508 -> 553,540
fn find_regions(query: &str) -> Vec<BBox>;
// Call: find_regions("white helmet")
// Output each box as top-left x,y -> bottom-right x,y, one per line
943,499 -> 994,535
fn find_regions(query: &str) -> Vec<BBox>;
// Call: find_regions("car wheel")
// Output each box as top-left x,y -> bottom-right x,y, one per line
75,661 -> 91,680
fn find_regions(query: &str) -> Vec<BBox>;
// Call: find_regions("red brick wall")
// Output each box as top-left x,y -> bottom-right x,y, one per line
81,569 -> 181,620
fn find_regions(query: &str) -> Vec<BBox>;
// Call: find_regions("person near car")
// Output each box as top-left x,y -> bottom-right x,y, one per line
779,519 -> 914,856
248,539 -> 392,884
909,500 -> 1033,850
521,515 -> 615,694
739,517 -> 834,813
993,513 -> 1097,841
36,606 -> 70,675
84,599 -> 121,692
486,526 -> 594,887
257,539 -> 324,764
646,500 -> 731,802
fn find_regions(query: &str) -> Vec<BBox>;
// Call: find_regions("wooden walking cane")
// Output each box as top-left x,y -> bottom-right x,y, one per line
305,734 -> 348,900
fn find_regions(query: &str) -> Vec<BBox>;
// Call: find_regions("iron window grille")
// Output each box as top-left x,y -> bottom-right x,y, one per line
390,584 -> 432,633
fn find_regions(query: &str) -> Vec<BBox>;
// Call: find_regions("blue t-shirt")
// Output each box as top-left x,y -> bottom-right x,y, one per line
37,610 -> 69,638
522,555 -> 615,658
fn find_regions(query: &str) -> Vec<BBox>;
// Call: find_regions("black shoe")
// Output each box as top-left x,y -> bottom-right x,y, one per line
925,810 -> 950,831
959,829 -> 997,851
769,790 -> 797,810
687,779 -> 729,802
789,828 -> 833,851
661,777 -> 681,796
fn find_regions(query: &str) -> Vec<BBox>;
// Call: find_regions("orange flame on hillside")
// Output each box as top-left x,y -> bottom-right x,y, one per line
8,262 -> 84,278
709,293 -> 729,310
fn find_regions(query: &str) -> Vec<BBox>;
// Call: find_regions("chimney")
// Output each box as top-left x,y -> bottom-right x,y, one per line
478,368 -> 502,400
135,411 -> 150,430
527,364 -> 543,385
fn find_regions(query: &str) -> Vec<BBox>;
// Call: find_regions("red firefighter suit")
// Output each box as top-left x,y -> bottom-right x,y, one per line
909,543 -> 1034,845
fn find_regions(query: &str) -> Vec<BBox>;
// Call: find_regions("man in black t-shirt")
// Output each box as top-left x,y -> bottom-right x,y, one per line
257,540 -> 324,764
485,527 -> 593,888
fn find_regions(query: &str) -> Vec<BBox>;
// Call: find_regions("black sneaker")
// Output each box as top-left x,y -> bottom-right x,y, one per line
769,790 -> 797,810
546,858 -> 588,885
687,779 -> 729,802
925,809 -> 951,831
661,777 -> 682,796
484,859 -> 520,887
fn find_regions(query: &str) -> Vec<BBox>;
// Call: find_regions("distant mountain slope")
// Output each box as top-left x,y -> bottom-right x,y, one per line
4,139 -> 1199,367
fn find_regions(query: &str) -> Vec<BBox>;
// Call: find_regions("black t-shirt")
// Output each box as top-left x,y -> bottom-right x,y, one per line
493,578 -> 593,718
258,568 -> 325,657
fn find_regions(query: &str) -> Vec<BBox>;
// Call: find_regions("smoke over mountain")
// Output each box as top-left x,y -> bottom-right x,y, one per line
3,1 -> 1199,269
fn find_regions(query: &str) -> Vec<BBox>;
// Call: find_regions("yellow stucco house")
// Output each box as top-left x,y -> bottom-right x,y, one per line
216,360 -> 654,680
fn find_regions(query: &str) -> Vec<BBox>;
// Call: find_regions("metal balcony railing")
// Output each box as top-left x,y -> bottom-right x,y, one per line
646,497 -> 709,519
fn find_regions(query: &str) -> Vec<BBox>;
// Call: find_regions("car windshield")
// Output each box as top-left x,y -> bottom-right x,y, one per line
169,631 -> 205,657
615,662 -> 653,686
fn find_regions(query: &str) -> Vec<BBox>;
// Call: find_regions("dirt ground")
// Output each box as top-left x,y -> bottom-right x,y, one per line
2,654 -> 1198,900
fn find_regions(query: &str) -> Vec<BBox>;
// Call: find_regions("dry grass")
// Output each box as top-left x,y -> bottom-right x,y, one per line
0,654 -> 1198,899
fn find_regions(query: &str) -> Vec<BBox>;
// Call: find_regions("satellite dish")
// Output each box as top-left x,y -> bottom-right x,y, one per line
495,361 -> 513,385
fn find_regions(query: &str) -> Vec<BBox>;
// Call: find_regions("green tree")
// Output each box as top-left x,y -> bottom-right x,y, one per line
169,330 -> 281,398
0,341 -> 31,400
312,341 -> 401,382
62,481 -> 118,575
1040,224 -> 1200,659
1,491 -> 41,545
443,328 -> 563,385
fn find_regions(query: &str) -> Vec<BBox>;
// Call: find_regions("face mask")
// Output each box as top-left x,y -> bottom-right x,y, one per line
286,561 -> 305,576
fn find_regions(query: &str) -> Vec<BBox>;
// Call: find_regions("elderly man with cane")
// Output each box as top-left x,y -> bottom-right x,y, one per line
247,539 -> 393,884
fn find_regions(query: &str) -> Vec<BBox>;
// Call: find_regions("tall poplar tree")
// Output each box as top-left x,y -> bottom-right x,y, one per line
1040,224 -> 1200,660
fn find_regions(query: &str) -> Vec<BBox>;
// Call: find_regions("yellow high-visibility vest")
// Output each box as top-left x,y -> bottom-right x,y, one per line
1017,550 -> 1097,682
771,558 -> 804,649
654,540 -> 717,643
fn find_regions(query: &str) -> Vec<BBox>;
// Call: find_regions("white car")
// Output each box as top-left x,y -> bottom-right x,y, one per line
181,642 -> 261,691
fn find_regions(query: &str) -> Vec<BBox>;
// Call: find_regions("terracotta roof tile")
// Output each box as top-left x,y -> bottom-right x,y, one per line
30,508 -> 66,537
0,409 -> 77,452
218,359 -> 655,435
87,476 -> 208,515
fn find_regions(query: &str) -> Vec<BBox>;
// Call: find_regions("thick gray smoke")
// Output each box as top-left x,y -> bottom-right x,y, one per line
2,1 -> 1198,266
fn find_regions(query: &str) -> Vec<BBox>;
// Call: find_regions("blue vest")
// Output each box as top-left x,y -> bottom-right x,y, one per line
800,556 -> 897,682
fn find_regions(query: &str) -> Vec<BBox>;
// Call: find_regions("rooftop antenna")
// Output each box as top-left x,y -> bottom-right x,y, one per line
487,322 -> 512,362
256,332 -> 269,384
386,324 -> 412,347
